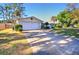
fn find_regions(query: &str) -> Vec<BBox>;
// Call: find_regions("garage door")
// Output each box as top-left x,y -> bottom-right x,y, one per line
19,22 -> 41,30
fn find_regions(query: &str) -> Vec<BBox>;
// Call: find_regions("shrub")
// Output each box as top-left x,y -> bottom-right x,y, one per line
63,23 -> 68,28
14,24 -> 22,31
54,23 -> 62,29
76,24 -> 79,28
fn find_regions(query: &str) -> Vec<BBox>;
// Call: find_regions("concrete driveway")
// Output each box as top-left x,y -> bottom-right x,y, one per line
23,30 -> 79,55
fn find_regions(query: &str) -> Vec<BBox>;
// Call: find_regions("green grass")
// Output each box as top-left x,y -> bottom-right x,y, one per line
0,32 -> 6,35
53,28 -> 79,38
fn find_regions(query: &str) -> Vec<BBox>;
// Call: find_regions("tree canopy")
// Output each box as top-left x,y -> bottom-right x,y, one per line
0,3 -> 25,23
56,3 -> 79,28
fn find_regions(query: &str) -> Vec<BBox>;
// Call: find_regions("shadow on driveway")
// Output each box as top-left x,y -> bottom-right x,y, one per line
24,30 -> 79,55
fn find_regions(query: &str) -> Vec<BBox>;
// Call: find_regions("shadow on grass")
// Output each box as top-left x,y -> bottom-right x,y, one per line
0,32 -> 31,55
54,29 -> 79,38
0,43 -> 31,55
0,32 -> 26,44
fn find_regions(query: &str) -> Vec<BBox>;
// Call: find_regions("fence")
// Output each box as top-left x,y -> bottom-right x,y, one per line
0,23 -> 12,30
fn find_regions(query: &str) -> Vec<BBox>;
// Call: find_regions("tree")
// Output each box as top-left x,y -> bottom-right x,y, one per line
5,4 -> 12,20
11,3 -> 25,30
56,3 -> 79,28
0,4 -> 12,23
12,3 -> 25,19
0,5 -> 5,21
0,3 -> 25,23
67,3 -> 79,27
0,3 -> 25,30
67,3 -> 76,11
57,10 -> 72,27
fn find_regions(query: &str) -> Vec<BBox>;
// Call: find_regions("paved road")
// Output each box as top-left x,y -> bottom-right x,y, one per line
24,30 -> 79,55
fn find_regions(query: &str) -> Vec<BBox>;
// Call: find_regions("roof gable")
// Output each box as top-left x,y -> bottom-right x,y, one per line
17,16 -> 43,23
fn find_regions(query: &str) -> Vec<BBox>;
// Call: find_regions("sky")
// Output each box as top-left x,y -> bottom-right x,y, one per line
0,3 -> 79,21
25,3 -> 67,21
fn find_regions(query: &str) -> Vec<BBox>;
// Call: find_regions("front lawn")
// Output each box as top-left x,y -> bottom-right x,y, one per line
53,28 -> 79,38
0,29 -> 32,55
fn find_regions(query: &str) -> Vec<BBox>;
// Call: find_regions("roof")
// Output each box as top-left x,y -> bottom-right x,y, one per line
51,16 -> 57,21
48,16 -> 58,24
15,16 -> 43,23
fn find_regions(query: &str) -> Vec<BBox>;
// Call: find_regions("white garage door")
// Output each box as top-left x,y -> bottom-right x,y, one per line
19,22 -> 41,30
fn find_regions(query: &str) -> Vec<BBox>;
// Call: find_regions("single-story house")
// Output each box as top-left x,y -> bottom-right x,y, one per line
15,16 -> 43,30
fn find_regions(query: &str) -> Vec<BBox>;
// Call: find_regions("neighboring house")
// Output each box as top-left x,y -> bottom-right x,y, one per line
15,16 -> 43,30
49,16 -> 59,24
48,16 -> 59,28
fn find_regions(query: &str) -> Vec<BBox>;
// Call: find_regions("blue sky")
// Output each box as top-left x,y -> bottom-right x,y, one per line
25,3 -> 67,21
0,3 -> 79,21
